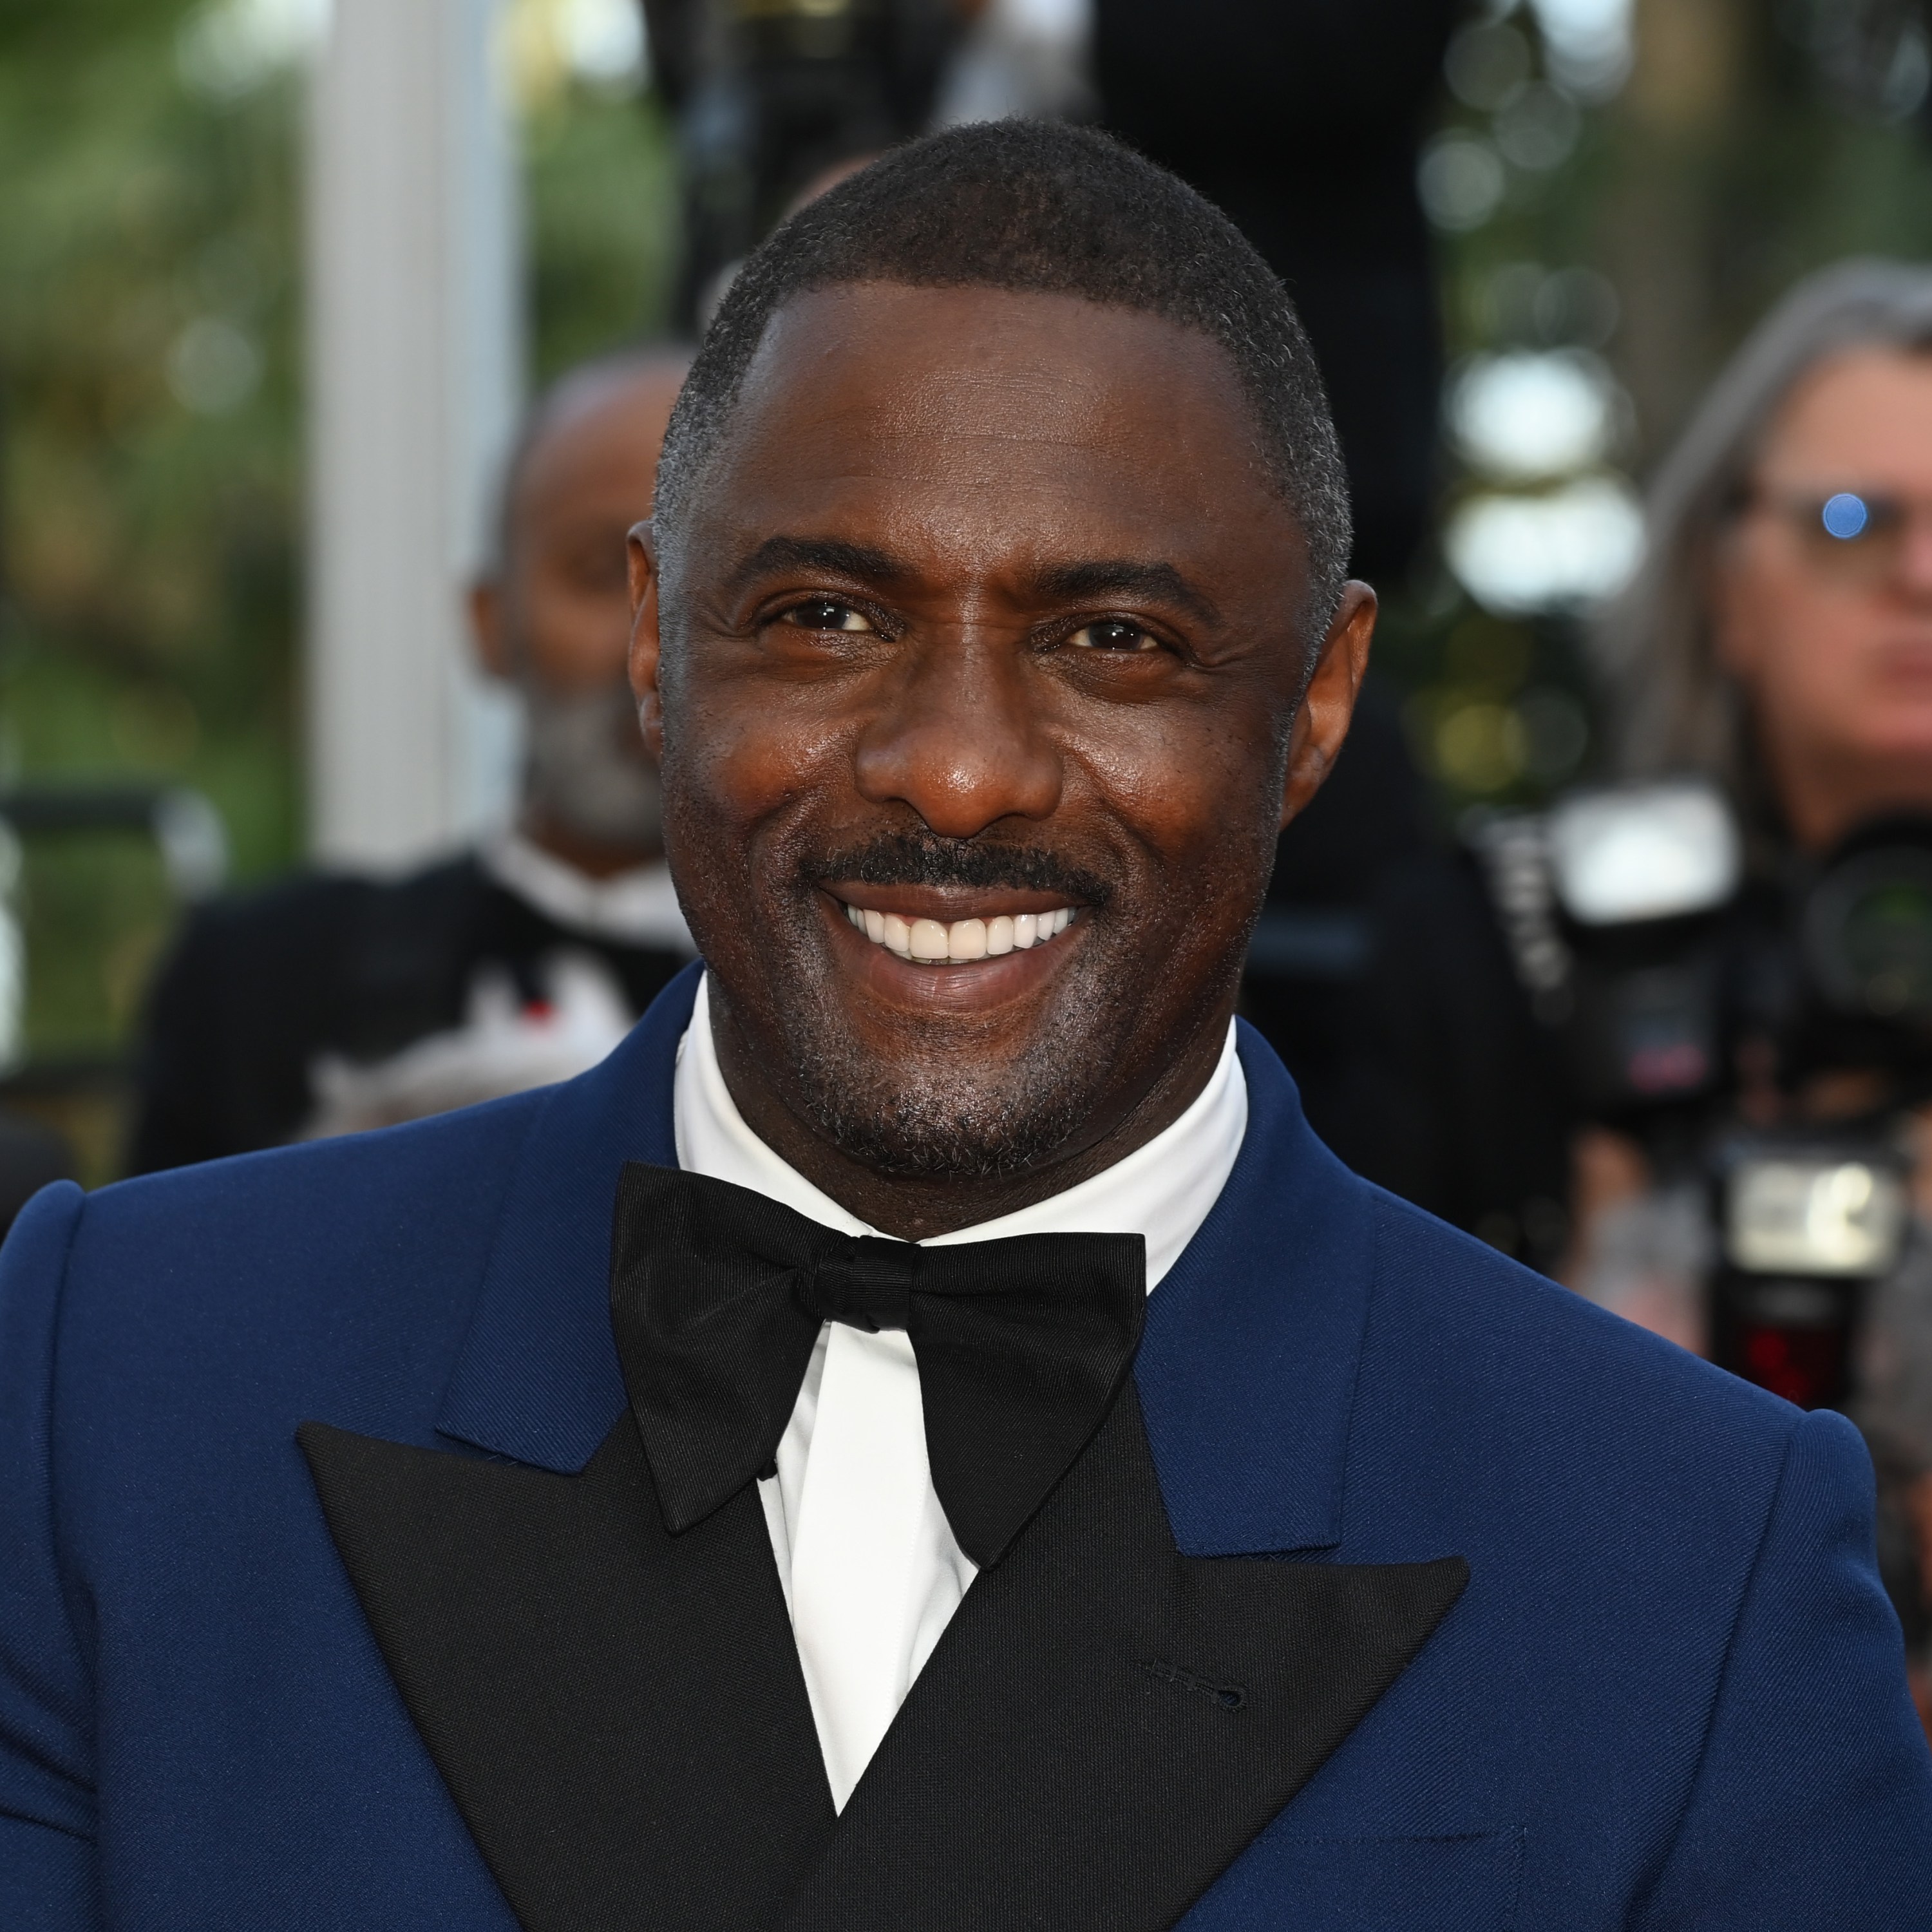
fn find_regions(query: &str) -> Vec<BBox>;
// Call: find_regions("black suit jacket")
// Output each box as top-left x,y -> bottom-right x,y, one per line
128,853 -> 690,1172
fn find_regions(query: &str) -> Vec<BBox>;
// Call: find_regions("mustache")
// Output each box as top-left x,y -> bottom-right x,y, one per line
803,829 -> 1115,907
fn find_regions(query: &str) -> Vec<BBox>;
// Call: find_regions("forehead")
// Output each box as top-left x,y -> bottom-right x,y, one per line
518,365 -> 686,522
698,283 -> 1301,582
1763,347 -> 1932,484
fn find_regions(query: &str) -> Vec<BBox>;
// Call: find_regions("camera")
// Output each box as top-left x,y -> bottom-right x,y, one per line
1473,780 -> 1932,1410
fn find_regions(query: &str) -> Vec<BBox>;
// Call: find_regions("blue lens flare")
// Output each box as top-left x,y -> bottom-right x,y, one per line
1821,491 -> 1870,540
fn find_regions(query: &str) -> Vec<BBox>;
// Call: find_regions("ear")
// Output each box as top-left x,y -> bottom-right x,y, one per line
469,579 -> 513,682
1280,582 -> 1376,831
627,520 -> 666,758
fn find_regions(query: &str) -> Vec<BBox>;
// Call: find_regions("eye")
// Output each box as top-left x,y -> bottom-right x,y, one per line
1066,618 -> 1159,654
782,599 -> 876,633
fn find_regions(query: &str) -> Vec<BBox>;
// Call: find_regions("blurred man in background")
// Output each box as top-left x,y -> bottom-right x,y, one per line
129,347 -> 696,1170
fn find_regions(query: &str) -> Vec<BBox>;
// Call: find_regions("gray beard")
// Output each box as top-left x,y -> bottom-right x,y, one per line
520,679 -> 662,850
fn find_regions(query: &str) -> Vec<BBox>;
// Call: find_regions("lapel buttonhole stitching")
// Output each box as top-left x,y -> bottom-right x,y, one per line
1142,1656 -> 1247,1712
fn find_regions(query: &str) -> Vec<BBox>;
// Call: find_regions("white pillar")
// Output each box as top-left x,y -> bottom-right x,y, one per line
305,0 -> 523,870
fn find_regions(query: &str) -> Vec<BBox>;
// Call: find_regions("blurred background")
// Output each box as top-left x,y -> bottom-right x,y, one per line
3,0 -> 1932,1184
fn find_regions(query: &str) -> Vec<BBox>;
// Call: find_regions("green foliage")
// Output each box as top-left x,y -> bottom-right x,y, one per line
0,2 -> 302,878
0,3 -> 678,1137
526,86 -> 682,377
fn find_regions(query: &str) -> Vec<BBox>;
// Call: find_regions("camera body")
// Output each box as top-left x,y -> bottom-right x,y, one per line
1474,781 -> 1932,1408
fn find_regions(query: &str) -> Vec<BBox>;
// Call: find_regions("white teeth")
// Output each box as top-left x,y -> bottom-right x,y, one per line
842,902 -> 1077,963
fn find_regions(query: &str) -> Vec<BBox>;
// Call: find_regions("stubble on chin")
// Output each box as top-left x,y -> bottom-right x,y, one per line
706,900 -> 1148,1183
773,994 -> 1100,1180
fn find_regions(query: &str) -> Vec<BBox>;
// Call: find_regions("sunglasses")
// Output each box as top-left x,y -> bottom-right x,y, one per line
1742,486 -> 1932,579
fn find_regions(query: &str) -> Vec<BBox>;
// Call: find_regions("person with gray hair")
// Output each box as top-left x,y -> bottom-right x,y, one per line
1566,258 -> 1932,1313
1595,258 -> 1932,828
1580,260 -> 1932,1694
1347,260 -> 1932,1723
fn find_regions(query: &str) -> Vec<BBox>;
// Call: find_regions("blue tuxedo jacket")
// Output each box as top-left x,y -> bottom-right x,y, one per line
3,965 -> 1929,1929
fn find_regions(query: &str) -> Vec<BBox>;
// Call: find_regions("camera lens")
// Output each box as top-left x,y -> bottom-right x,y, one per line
1804,844 -> 1932,1026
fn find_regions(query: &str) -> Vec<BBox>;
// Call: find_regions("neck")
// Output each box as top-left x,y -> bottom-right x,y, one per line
706,989 -> 1236,1241
518,806 -> 663,881
1759,734 -> 1932,850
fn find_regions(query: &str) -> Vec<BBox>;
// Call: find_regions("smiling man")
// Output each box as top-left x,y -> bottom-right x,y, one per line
3,124 -> 1930,1932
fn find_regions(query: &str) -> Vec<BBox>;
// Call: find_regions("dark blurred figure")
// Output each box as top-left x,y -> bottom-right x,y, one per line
1095,0 -> 1464,587
1094,0 -> 1460,1135
654,0 -> 1460,574
0,1108 -> 70,1240
1329,814 -> 1575,1263
129,349 -> 696,1171
1242,682 -> 1431,1142
645,0 -> 972,327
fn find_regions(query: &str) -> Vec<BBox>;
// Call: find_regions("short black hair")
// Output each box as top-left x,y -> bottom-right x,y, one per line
653,120 -> 1351,631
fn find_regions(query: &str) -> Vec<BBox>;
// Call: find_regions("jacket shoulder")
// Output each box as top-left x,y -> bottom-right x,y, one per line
72,1088 -> 549,1338
1361,1181 -> 1803,1480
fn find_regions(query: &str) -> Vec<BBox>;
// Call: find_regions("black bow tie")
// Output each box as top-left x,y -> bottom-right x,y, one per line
607,1162 -> 1146,1569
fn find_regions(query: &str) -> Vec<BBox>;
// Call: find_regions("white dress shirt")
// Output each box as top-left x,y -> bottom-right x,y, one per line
673,974 -> 1247,1809
478,829 -> 697,954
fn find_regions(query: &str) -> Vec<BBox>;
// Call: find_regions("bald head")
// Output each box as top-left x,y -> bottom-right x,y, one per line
471,347 -> 691,872
492,348 -> 692,589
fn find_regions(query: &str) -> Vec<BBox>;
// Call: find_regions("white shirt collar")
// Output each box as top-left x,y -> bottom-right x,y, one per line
477,829 -> 697,953
673,972 -> 1245,1290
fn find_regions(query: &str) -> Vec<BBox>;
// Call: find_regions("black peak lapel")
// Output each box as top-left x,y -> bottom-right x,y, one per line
299,1417 -> 835,1932
785,1385 -> 1468,1932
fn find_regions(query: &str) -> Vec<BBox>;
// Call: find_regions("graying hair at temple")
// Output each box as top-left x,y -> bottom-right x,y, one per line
1594,259 -> 1932,802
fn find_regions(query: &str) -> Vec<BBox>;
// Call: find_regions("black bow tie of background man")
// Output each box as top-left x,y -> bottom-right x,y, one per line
609,1162 -> 1148,1569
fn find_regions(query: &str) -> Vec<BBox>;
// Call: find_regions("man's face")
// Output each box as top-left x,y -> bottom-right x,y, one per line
633,285 -> 1369,1200
473,359 -> 687,860
495,362 -> 687,692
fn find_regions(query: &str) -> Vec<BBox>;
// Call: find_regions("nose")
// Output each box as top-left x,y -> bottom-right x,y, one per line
852,630 -> 1062,838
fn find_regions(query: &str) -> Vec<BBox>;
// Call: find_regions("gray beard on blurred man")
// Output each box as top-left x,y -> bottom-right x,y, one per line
520,676 -> 663,850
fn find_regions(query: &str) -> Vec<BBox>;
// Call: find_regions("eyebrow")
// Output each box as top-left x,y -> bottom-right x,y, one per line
721,537 -> 1224,628
1027,558 -> 1222,627
722,535 -> 912,598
